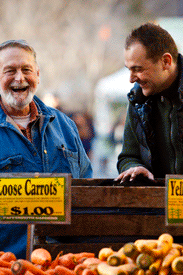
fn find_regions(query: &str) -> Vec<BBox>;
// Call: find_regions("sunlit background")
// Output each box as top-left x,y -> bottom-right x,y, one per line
1,0 -> 183,178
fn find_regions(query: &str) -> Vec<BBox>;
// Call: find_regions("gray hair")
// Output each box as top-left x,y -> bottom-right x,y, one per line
0,39 -> 37,61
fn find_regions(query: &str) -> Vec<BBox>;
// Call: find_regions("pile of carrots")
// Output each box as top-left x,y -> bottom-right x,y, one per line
96,233 -> 183,275
0,251 -> 17,275
0,249 -> 100,275
1,233 -> 183,274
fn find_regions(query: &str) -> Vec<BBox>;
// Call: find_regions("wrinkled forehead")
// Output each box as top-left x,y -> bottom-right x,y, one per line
0,47 -> 37,67
0,45 -> 37,64
0,39 -> 36,58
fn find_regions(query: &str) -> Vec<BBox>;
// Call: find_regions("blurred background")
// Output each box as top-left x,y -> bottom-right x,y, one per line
1,0 -> 183,178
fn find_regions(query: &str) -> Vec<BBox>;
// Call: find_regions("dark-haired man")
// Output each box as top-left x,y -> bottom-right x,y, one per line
0,40 -> 92,257
116,23 -> 183,184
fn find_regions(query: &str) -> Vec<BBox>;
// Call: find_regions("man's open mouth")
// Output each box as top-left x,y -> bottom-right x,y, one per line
10,86 -> 29,92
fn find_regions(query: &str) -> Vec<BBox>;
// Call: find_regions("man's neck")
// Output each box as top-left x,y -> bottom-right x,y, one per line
166,63 -> 179,90
1,100 -> 31,117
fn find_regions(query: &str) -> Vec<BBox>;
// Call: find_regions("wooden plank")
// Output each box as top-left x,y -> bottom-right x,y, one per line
26,225 -> 34,261
33,184 -> 172,257
71,178 -> 165,186
71,186 -> 165,208
34,214 -> 183,237
26,225 -> 31,261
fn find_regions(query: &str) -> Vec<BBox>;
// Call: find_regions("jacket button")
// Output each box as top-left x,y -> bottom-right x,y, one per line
34,152 -> 37,156
44,150 -> 47,154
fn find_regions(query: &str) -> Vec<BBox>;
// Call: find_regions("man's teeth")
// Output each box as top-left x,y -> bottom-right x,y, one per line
11,86 -> 28,90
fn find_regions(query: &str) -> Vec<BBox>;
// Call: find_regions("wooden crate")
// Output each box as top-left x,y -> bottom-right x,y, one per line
31,178 -> 183,259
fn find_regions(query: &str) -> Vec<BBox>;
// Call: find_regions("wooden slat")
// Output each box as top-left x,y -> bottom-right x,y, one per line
71,178 -> 165,187
71,186 -> 165,208
26,225 -> 34,261
33,183 -> 176,258
34,214 -> 183,237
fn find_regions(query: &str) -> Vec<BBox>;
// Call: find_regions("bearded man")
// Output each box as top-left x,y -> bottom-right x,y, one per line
0,40 -> 92,258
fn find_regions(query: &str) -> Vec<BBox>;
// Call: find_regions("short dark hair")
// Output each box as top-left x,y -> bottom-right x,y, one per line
0,39 -> 37,61
125,23 -> 178,63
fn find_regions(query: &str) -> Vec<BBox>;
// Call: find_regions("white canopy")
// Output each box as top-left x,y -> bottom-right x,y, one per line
95,66 -> 133,99
94,67 -> 133,137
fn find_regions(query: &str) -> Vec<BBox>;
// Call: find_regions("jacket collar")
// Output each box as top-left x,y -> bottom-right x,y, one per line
0,95 -> 55,125
33,95 -> 55,118
128,83 -> 150,105
177,54 -> 183,101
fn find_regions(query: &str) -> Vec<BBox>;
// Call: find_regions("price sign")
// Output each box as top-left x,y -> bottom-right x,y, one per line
166,174 -> 183,225
0,173 -> 71,224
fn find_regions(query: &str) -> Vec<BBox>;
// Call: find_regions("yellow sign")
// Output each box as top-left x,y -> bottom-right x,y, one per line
166,175 -> 183,225
0,174 -> 71,224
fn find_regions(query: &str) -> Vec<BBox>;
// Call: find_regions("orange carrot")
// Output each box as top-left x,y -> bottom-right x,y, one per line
82,269 -> 98,275
54,265 -> 75,275
77,258 -> 87,264
0,252 -> 16,262
0,266 -> 13,275
34,264 -> 48,271
31,249 -> 52,267
24,271 -> 34,275
45,269 -> 56,275
10,261 -> 16,266
74,253 -> 95,262
49,252 -> 63,270
82,268 -> 98,275
74,263 -> 86,275
58,253 -> 77,269
11,259 -> 46,275
0,259 -> 12,268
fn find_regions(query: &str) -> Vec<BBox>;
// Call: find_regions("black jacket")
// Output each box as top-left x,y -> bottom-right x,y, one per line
117,54 -> 183,178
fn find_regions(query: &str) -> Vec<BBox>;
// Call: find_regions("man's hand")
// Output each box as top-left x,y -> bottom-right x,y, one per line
115,166 -> 154,184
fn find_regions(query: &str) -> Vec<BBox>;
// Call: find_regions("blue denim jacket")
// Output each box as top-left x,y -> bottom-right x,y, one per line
0,95 -> 93,258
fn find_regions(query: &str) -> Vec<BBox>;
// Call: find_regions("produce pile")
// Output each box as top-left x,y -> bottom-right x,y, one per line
0,233 -> 183,274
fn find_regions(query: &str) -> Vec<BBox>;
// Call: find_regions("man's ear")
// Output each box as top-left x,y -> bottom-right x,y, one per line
162,53 -> 172,69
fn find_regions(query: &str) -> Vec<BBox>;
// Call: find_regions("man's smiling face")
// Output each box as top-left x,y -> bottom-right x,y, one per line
0,47 -> 39,114
124,42 -> 169,97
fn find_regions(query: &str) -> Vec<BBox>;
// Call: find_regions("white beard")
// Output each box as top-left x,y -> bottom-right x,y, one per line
1,90 -> 34,110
